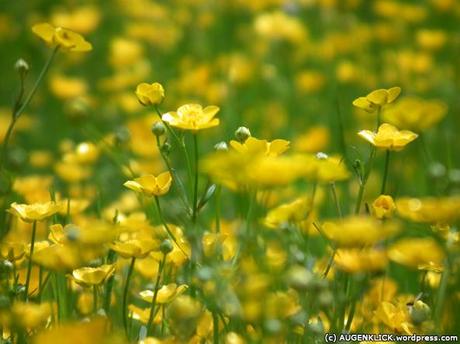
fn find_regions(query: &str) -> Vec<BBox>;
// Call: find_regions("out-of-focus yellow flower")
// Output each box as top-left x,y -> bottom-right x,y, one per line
358,123 -> 418,151
396,196 -> 460,224
292,126 -> 330,153
8,201 -> 60,222
254,11 -> 307,44
33,317 -> 110,344
0,242 -> 25,261
55,161 -> 91,182
140,283 -> 188,304
353,87 -> 401,112
51,6 -> 101,34
334,248 -> 388,273
167,295 -> 203,341
32,244 -> 82,271
75,142 -> 100,164
110,238 -> 157,258
416,29 -> 447,51
124,172 -> 172,196
372,195 -> 396,219
11,302 -> 51,329
162,104 -> 220,131
383,97 -> 447,132
375,299 -> 414,334
135,82 -> 165,106
49,75 -> 88,99
32,22 -> 92,52
321,216 -> 399,247
388,237 -> 445,269
263,197 -> 311,229
72,264 -> 116,287
229,137 -> 289,157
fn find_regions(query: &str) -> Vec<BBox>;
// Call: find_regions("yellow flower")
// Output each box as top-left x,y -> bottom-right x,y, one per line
110,238 -> 157,258
32,22 -> 92,52
353,87 -> 401,112
372,195 -> 396,219
358,123 -> 418,151
135,82 -> 165,106
263,197 -> 312,229
334,248 -> 388,273
321,216 -> 399,247
396,196 -> 460,224
124,172 -> 172,196
8,201 -> 60,222
72,264 -> 116,287
162,104 -> 220,131
388,237 -> 445,269
139,283 -> 188,304
0,242 -> 25,261
11,302 -> 52,329
229,137 -> 290,157
383,97 -> 447,132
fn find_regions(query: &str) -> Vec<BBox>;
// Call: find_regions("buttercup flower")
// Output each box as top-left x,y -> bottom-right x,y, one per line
32,22 -> 92,52
162,104 -> 220,131
8,201 -> 60,222
229,136 -> 290,157
388,237 -> 445,269
353,87 -> 401,112
72,264 -> 116,287
135,82 -> 165,106
123,172 -> 172,196
372,195 -> 396,219
110,238 -> 157,258
140,283 -> 188,304
358,123 -> 418,151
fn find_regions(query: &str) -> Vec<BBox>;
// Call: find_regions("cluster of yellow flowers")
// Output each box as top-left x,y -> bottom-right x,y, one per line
0,1 -> 459,343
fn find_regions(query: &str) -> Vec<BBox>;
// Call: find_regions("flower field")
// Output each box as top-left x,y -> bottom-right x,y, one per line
0,1 -> 460,343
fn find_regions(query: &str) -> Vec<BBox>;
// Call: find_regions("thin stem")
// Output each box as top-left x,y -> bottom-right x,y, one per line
24,221 -> 37,301
103,249 -> 117,313
123,257 -> 136,339
146,254 -> 167,336
330,182 -> 342,218
192,134 -> 199,223
381,150 -> 390,194
155,135 -> 189,211
434,260 -> 450,332
93,285 -> 98,313
213,311 -> 219,344
154,196 -> 189,258
354,146 -> 376,214
1,46 -> 59,169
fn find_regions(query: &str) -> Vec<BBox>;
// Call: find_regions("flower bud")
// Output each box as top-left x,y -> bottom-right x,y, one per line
161,142 -> 172,155
15,58 -> 29,78
234,126 -> 251,143
0,260 -> 13,274
152,122 -> 166,137
409,300 -> 431,325
316,152 -> 328,160
160,239 -> 174,255
114,127 -> 131,146
214,141 -> 228,151
135,82 -> 165,106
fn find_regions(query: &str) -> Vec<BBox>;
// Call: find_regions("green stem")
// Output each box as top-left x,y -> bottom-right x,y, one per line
93,285 -> 98,313
103,249 -> 117,313
192,134 -> 199,223
381,150 -> 390,194
0,46 -> 59,169
354,146 -> 376,214
213,311 -> 219,344
123,257 -> 136,339
154,196 -> 189,258
155,135 -> 189,211
330,182 -> 342,218
434,260 -> 450,332
24,220 -> 37,301
146,254 -> 167,336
